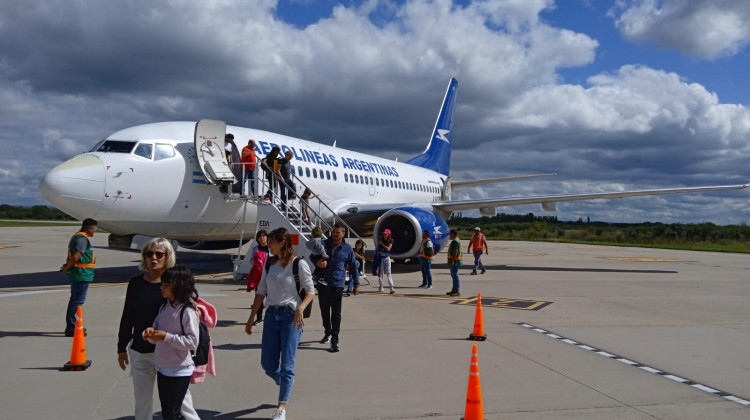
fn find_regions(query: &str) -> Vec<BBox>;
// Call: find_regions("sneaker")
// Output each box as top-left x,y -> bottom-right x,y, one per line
418,284 -> 427,288
253,318 -> 263,326
389,288 -> 395,294
426,285 -> 433,289
481,269 -> 486,274
449,291 -> 461,297
329,344 -> 340,353
378,287 -> 384,292
343,292 -> 351,297
320,334 -> 331,344
470,271 -> 477,275
271,407 -> 286,420
446,290 -> 456,296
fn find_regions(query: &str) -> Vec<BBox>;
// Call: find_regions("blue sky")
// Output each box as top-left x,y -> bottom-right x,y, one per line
1,0 -> 749,224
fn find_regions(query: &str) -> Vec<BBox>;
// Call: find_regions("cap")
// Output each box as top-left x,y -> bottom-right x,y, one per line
474,227 -> 481,231
384,229 -> 391,234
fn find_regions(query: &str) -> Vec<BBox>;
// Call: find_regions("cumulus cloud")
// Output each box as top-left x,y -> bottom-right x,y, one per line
611,0 -> 750,59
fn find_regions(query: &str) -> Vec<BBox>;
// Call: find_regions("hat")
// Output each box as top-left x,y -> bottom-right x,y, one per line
474,227 -> 481,231
384,229 -> 391,234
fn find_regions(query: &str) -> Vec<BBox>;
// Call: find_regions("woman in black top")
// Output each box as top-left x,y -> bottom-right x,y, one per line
116,238 -> 199,420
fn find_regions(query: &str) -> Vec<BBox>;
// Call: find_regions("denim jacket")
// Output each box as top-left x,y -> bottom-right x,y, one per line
310,238 -> 359,289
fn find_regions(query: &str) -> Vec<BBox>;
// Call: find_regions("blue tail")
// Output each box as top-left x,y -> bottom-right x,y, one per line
405,77 -> 457,176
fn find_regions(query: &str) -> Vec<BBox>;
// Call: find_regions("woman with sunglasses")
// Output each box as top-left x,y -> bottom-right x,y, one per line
117,238 -> 199,420
246,227 -> 315,420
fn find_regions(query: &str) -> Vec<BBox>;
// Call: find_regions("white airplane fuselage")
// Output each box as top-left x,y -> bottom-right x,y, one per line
40,121 -> 445,242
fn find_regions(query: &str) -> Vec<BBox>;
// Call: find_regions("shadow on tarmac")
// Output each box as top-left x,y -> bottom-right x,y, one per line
107,403 -> 277,419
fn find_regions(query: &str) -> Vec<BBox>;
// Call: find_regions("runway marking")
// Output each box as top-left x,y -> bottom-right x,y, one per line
603,257 -> 682,262
518,322 -> 750,407
360,292 -> 552,310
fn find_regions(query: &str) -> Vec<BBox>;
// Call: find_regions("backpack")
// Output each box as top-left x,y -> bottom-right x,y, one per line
265,256 -> 312,318
180,305 -> 210,366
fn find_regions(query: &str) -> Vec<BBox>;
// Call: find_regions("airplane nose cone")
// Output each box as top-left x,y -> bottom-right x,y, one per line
39,154 -> 105,218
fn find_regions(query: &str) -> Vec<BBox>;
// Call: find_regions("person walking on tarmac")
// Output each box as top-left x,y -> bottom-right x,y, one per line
60,218 -> 97,337
446,229 -> 463,296
418,230 -> 434,289
468,227 -> 488,275
311,224 -> 359,352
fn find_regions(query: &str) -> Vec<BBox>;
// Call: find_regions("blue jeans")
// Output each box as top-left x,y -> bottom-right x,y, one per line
419,260 -> 432,286
261,306 -> 302,403
450,265 -> 460,291
243,168 -> 255,195
472,250 -> 485,272
66,280 -> 90,330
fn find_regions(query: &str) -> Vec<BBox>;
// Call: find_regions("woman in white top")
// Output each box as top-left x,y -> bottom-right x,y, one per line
245,227 -> 315,420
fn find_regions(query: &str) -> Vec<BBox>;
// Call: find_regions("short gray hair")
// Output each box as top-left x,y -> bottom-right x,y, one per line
139,238 -> 176,271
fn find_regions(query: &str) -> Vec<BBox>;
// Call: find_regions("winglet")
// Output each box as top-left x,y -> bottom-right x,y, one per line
405,77 -> 458,176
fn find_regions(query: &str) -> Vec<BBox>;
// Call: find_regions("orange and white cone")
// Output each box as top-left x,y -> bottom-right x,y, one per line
462,344 -> 485,420
63,306 -> 91,371
468,292 -> 487,341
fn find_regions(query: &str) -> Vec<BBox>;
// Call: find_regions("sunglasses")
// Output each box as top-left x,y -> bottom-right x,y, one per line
145,251 -> 166,259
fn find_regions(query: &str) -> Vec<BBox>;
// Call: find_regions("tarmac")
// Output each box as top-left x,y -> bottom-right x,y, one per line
1,225 -> 749,419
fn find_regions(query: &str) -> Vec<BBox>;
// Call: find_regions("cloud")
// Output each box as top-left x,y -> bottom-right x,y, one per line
611,0 -> 750,59
0,0 -> 748,223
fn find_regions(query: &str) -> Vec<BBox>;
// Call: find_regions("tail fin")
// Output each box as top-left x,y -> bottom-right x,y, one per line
405,77 -> 457,176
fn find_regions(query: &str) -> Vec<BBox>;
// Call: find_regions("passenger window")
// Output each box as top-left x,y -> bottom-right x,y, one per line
326,171 -> 331,180
345,173 -> 349,182
332,172 -> 337,181
313,168 -> 318,179
306,168 -> 310,177
134,143 -> 153,159
154,144 -> 175,161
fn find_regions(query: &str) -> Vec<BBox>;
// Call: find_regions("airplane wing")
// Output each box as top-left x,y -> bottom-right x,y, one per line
432,183 -> 749,213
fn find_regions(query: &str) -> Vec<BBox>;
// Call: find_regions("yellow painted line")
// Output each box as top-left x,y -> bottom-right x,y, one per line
358,291 -> 552,310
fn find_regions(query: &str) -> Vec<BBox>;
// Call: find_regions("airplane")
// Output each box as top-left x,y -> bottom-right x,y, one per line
39,77 -> 748,262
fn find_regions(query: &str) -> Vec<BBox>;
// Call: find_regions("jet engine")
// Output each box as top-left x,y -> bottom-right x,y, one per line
372,206 -> 449,259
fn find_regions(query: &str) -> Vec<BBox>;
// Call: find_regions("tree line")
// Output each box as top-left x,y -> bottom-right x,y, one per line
0,205 -> 76,221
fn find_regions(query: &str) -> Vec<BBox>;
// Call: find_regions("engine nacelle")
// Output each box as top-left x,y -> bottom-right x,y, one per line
373,206 -> 449,259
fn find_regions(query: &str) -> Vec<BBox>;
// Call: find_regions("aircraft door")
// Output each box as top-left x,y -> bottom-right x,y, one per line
369,175 -> 377,196
194,119 -> 236,189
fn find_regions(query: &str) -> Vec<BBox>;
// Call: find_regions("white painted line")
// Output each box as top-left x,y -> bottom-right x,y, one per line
692,384 -> 719,394
639,366 -> 661,374
663,374 -> 688,383
518,322 -> 750,408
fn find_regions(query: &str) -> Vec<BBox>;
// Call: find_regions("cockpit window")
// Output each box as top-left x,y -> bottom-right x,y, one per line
134,143 -> 153,159
155,143 -> 175,160
96,140 -> 137,153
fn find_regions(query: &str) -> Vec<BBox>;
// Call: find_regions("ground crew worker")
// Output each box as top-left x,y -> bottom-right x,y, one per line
418,230 -> 434,289
60,218 -> 97,336
241,139 -> 257,197
446,229 -> 463,296
468,226 -> 488,275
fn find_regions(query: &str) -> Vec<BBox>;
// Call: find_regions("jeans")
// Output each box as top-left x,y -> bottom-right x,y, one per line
317,286 -> 343,345
420,260 -> 432,286
243,168 -> 255,195
157,372 -> 191,420
66,280 -> 90,330
472,250 -> 485,272
450,265 -> 460,291
280,178 -> 296,204
128,349 -> 199,420
378,258 -> 394,289
261,306 -> 303,403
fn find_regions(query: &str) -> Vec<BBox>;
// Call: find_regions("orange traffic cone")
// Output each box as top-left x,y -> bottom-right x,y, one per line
462,344 -> 485,420
468,292 -> 487,341
63,306 -> 91,371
